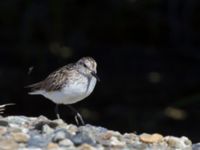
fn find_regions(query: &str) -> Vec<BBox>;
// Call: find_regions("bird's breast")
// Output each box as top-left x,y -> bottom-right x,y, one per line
62,76 -> 96,98
86,77 -> 97,96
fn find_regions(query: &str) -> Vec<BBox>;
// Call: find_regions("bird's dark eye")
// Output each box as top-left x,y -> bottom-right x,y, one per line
83,63 -> 87,68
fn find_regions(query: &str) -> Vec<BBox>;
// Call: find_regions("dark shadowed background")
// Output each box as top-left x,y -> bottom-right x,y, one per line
1,0 -> 200,142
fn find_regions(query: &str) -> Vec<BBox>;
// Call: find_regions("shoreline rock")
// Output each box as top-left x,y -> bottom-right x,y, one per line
0,115 -> 193,150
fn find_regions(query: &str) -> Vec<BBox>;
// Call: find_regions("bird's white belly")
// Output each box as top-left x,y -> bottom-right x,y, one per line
41,77 -> 96,104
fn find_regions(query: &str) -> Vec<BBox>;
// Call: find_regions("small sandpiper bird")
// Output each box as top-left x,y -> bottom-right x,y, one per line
27,57 -> 100,125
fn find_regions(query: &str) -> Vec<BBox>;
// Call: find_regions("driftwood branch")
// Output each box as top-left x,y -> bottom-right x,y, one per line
0,103 -> 15,114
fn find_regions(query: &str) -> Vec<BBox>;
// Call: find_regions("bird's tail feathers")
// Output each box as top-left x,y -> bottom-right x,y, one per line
25,81 -> 43,95
28,90 -> 41,95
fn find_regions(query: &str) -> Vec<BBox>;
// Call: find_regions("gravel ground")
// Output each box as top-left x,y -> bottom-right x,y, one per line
0,115 -> 194,150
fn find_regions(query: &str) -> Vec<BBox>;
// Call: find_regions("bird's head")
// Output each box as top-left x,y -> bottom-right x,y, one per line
76,57 -> 100,81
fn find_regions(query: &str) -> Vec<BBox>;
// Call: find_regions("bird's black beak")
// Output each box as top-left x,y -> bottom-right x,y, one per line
91,71 -> 100,81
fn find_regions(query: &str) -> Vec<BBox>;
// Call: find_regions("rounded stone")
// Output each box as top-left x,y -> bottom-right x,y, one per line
0,120 -> 9,126
28,135 -> 48,148
139,133 -> 163,143
100,132 -> 112,140
72,131 -> 96,146
66,124 -> 78,135
0,126 -> 7,135
6,116 -> 30,126
0,139 -> 18,150
59,139 -> 74,147
123,133 -> 139,144
52,129 -> 71,143
78,143 -> 96,150
165,136 -> 192,149
193,143 -> 200,150
42,124 -> 54,134
11,132 -> 30,143
47,142 -> 59,149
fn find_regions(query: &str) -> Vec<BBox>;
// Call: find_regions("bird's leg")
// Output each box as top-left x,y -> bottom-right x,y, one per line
55,104 -> 60,119
67,105 -> 85,126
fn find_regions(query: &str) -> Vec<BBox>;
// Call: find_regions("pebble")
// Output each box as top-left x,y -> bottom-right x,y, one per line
53,119 -> 67,129
42,124 -> 54,134
66,124 -> 78,135
8,124 -> 22,132
59,139 -> 74,147
109,136 -> 126,147
123,133 -> 139,144
0,139 -> 19,150
100,131 -> 112,140
52,129 -> 71,143
193,143 -> 200,150
164,136 -> 192,149
28,135 -> 49,148
139,133 -> 163,143
33,121 -> 58,131
0,126 -> 7,135
79,124 -> 107,135
47,142 -> 59,149
6,116 -> 30,126
0,115 -> 194,150
96,131 -> 125,147
78,144 -> 96,150
11,132 -> 30,143
72,131 -> 96,146
0,119 -> 9,126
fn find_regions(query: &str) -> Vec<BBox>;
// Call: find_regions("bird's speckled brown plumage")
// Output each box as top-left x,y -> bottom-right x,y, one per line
27,57 -> 97,92
28,64 -> 75,91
